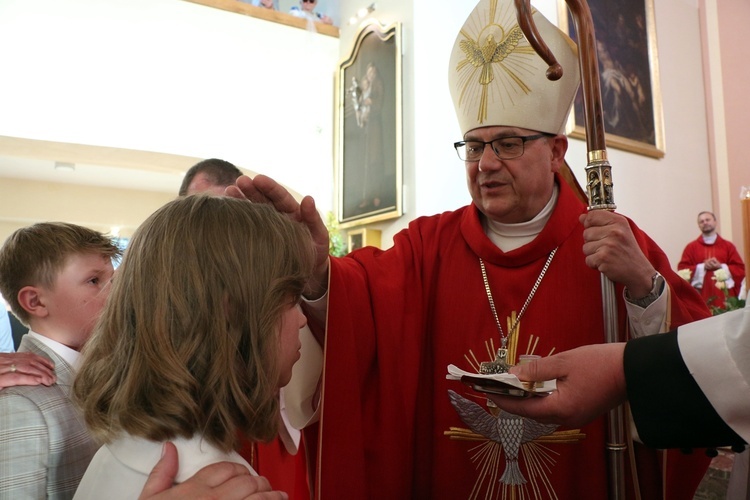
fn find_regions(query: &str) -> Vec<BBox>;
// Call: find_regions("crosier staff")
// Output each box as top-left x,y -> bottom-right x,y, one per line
512,1 -> 624,499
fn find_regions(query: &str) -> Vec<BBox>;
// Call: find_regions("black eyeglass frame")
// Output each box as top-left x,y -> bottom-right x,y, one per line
453,134 -> 550,162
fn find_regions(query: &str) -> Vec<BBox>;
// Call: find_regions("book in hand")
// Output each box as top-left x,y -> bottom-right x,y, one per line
446,364 -> 556,398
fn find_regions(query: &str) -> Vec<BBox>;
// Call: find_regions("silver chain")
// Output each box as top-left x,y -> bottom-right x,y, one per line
479,248 -> 557,345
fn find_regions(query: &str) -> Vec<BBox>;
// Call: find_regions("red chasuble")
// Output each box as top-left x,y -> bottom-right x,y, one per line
678,235 -> 746,308
237,436 -> 310,500
310,175 -> 711,499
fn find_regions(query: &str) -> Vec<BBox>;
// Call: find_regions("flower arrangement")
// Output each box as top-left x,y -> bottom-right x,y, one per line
709,268 -> 746,315
677,268 -> 692,282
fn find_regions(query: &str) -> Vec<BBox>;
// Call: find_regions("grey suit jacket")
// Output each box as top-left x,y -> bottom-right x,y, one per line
0,335 -> 98,499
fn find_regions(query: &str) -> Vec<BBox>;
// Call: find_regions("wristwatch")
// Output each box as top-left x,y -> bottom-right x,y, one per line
625,272 -> 665,308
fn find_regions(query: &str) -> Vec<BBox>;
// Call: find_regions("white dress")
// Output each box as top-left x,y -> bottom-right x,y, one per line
74,434 -> 255,499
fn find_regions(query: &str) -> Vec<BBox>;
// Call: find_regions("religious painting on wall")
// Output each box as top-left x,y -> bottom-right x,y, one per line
347,227 -> 382,253
336,20 -> 403,226
559,0 -> 665,158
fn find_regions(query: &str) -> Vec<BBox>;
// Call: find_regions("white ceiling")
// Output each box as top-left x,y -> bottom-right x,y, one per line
0,136 -> 203,194
0,155 -> 186,193
0,135 -> 303,200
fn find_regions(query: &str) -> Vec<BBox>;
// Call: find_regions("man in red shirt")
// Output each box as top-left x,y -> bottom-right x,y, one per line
679,211 -> 745,309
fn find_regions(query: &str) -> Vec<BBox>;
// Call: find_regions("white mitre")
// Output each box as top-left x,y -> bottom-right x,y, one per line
448,0 -> 580,136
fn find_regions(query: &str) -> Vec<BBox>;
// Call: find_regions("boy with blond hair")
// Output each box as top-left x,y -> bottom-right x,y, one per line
0,222 -> 120,499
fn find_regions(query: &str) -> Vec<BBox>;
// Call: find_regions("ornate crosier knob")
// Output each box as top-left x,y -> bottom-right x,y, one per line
585,153 -> 616,211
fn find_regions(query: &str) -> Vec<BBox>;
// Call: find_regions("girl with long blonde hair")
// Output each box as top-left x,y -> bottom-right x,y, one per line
72,195 -> 314,498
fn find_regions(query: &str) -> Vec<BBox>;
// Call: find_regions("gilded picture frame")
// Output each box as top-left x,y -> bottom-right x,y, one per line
347,227 -> 382,253
559,0 -> 665,158
336,20 -> 403,227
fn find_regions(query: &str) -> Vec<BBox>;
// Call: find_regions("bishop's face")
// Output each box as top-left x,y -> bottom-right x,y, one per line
464,126 -> 567,224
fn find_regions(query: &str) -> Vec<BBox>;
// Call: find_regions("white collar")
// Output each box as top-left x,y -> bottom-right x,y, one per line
702,234 -> 718,245
27,331 -> 81,369
106,434 -> 256,483
484,184 -> 559,252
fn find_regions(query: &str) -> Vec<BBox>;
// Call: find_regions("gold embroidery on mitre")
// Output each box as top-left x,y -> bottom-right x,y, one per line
454,1 -> 538,124
447,322 -> 586,499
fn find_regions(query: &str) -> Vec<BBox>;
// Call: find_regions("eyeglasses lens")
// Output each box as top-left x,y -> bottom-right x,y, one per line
458,137 -> 523,161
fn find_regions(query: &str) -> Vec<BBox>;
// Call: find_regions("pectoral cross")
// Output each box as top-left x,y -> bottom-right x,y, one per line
480,338 -> 511,374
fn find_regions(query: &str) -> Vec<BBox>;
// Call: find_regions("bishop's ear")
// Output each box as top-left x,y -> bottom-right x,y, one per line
17,286 -> 50,319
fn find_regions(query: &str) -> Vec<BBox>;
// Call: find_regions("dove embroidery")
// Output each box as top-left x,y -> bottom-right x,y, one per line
459,28 -> 525,86
457,26 -> 530,124
448,390 -> 558,486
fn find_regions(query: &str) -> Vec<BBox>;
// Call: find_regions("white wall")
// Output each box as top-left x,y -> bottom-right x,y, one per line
0,0 -> 339,214
0,0 -> 717,267
336,0 -> 713,266
565,0 -> 713,264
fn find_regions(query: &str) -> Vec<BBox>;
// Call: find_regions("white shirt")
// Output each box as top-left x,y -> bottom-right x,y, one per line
27,331 -> 81,368
0,309 -> 13,353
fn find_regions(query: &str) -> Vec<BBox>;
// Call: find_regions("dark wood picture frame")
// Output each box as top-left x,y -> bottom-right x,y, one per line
336,20 -> 403,226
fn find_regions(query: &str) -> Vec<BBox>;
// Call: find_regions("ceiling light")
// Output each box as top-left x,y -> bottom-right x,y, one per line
348,3 -> 375,25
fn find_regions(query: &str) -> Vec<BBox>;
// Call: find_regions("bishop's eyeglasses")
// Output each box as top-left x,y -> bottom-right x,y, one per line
453,134 -> 549,162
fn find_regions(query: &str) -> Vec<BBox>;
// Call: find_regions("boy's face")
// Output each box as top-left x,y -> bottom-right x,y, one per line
38,252 -> 114,350
277,302 -> 306,387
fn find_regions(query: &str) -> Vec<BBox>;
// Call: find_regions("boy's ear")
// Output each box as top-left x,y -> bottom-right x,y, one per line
17,286 -> 50,319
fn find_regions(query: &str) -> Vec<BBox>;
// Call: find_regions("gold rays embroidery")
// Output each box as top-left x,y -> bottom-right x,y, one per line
447,317 -> 585,500
455,3 -> 539,124
464,312 -> 552,369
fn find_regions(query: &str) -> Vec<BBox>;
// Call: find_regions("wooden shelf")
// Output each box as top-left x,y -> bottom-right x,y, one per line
183,0 -> 340,38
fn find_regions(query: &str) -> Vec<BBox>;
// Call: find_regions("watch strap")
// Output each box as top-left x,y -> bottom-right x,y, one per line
626,272 -> 665,308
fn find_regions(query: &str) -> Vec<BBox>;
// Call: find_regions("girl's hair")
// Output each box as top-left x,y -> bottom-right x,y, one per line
73,196 -> 314,452
0,222 -> 120,324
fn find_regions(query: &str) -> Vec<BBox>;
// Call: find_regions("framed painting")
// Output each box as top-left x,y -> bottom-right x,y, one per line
336,20 -> 403,226
559,0 -> 665,158
347,227 -> 382,253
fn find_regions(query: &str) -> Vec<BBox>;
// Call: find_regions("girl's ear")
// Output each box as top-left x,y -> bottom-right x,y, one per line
17,285 -> 50,319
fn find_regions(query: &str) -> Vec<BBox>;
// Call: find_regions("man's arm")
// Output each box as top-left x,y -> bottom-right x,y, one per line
139,442 -> 288,500
487,331 -> 746,449
725,243 -> 746,293
485,342 -> 628,429
579,211 -> 670,337
624,332 -> 743,448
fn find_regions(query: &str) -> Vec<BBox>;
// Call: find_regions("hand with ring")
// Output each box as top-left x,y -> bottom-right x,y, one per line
0,352 -> 56,390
